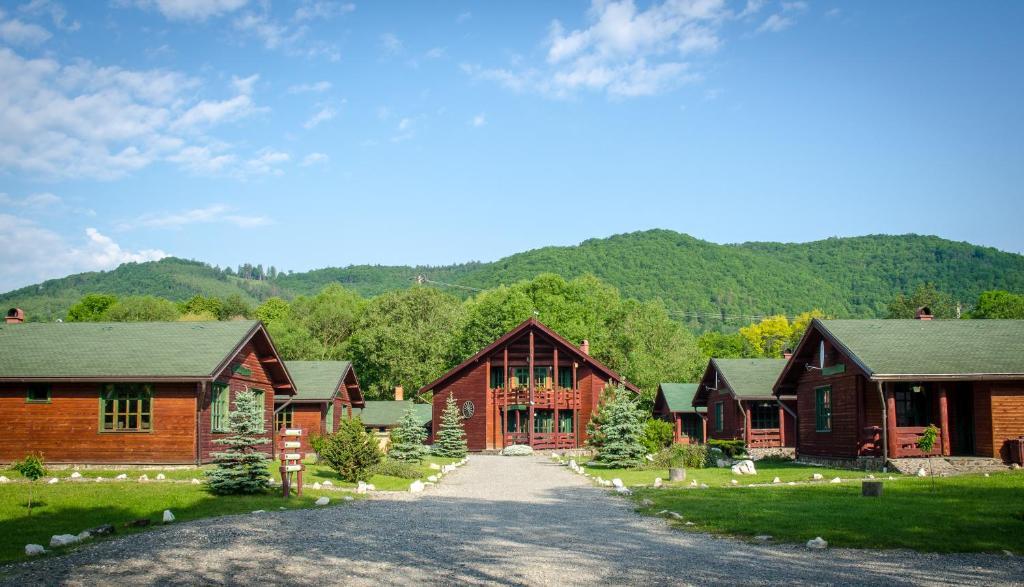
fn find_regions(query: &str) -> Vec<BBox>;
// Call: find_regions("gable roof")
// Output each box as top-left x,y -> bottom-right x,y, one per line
419,318 -> 641,394
695,358 -> 789,404
780,319 -> 1024,384
0,321 -> 292,387
656,383 -> 705,413
281,360 -> 353,402
354,401 -> 431,428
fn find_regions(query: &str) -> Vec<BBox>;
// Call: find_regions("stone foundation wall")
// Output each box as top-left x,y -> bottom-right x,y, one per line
795,455 -> 887,471
748,447 -> 796,461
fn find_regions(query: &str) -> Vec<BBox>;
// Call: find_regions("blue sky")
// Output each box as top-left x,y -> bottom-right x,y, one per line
0,0 -> 1022,291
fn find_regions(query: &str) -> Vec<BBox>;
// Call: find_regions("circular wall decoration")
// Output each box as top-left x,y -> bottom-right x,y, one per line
461,400 -> 475,419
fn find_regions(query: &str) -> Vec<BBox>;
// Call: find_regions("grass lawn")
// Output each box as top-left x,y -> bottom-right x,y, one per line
574,460 -> 873,487
297,455 -> 460,491
633,470 -> 1024,553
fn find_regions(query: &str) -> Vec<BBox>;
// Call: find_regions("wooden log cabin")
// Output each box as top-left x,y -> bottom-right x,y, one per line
653,383 -> 706,444
693,358 -> 796,452
420,318 -> 640,451
0,314 -> 295,464
275,360 -> 364,453
774,317 -> 1024,465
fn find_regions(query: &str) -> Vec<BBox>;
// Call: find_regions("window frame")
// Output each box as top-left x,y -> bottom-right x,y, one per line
489,368 -> 505,389
250,388 -> 266,433
275,405 -> 294,432
750,402 -> 780,430
325,401 -> 335,434
815,386 -> 832,432
99,383 -> 154,433
714,402 -> 724,432
26,383 -> 51,404
210,383 -> 230,433
557,367 -> 574,389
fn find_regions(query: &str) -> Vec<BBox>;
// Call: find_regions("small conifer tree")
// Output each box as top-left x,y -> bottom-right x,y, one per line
433,394 -> 467,458
389,405 -> 429,462
592,386 -> 647,468
318,417 -> 383,482
205,390 -> 271,495
13,453 -> 46,516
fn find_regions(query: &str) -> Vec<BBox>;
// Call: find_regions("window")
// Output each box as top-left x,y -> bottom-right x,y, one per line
26,383 -> 50,403
714,402 -> 724,432
100,384 -> 153,432
275,405 -> 293,431
250,388 -> 266,433
558,367 -> 573,389
512,367 -> 530,388
534,409 -> 554,433
558,410 -> 574,433
211,384 -> 229,432
325,402 -> 335,434
750,402 -> 780,430
505,406 -> 526,432
681,416 -> 702,442
815,386 -> 832,432
490,368 -> 505,389
894,383 -> 930,427
534,367 -> 552,389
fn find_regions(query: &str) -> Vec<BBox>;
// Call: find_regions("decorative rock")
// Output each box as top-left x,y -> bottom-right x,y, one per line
684,521 -> 695,526
427,475 -> 438,483
191,478 -> 201,485
916,467 -> 927,477
409,480 -> 425,493
639,498 -> 654,507
342,496 -> 354,501
716,459 -> 729,468
48,478 -> 59,484
49,534 -> 79,548
772,477 -> 781,484
730,479 -> 738,485
162,510 -> 175,523
251,510 -> 266,514
611,478 -> 624,488
312,482 -> 322,490
76,531 -> 92,541
25,544 -> 45,556
699,483 -> 709,489
984,473 -> 990,478
138,474 -> 149,482
689,479 -> 698,487
812,473 -> 824,480
155,474 -> 166,481
601,480 -> 613,487
1011,463 -> 1021,470
115,474 -> 128,480
754,535 -> 773,542
429,463 -> 441,470
787,482 -> 797,486
653,477 -> 663,488
315,497 -> 330,506
366,484 -> 375,491
669,468 -> 686,482
645,454 -> 655,461
87,524 -> 115,536
867,474 -> 875,480
70,472 -> 82,479
95,477 -> 105,482
356,482 -> 368,494
733,460 -> 757,475
0,476 -> 9,483
322,480 -> 333,487
806,537 -> 828,550
888,476 -> 895,480
830,477 -> 842,484
615,486 -> 632,495
667,511 -> 684,520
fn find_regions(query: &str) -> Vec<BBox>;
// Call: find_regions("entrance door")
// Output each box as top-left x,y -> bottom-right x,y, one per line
950,383 -> 975,456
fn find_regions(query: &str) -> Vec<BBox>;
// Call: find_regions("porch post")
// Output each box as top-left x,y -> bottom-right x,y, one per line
701,414 -> 707,443
502,346 -> 508,449
675,414 -> 682,443
572,361 -> 579,448
885,384 -> 899,458
744,403 -> 752,446
778,404 -> 785,447
553,347 -> 559,448
486,357 -> 492,450
528,330 -> 535,447
939,386 -> 950,456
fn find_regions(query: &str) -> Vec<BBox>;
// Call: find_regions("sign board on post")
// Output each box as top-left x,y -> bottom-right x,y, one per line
278,427 -> 304,497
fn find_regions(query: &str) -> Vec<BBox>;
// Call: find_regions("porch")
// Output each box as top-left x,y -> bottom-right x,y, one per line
860,381 -> 979,458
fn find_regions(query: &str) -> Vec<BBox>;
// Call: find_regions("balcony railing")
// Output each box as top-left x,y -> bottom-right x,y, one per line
492,387 -> 581,409
894,426 -> 942,457
502,432 -> 577,450
748,428 -> 783,448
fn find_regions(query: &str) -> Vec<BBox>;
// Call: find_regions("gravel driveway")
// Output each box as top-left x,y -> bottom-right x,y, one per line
2,455 -> 1020,586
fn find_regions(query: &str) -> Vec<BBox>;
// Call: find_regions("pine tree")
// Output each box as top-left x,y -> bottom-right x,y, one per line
205,390 -> 271,495
389,405 -> 429,462
317,417 -> 383,482
433,394 -> 467,458
591,385 -> 647,468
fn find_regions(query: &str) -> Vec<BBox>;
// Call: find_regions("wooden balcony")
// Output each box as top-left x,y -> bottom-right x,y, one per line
491,387 -> 581,410
747,428 -> 783,448
502,432 -> 577,450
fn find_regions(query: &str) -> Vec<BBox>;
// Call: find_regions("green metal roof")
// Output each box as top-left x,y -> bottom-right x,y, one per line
713,358 -> 789,399
657,383 -> 705,413
354,401 -> 431,428
819,319 -> 1024,378
283,360 -> 351,401
0,321 -> 259,379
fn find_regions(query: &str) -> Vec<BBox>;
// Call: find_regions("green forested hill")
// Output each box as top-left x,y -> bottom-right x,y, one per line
3,230 -> 1023,325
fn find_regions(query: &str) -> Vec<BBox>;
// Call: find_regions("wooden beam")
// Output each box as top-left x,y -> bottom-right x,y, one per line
528,330 -> 535,448
553,346 -> 559,448
486,356 -> 492,450
573,361 -> 579,448
885,384 -> 899,458
675,414 -> 682,443
778,403 -> 785,447
503,346 -> 509,449
939,386 -> 950,456
744,403 -> 752,446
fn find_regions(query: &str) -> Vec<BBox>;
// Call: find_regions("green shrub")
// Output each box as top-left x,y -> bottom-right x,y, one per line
646,443 -> 708,470
591,386 -> 647,468
317,417 -> 383,482
707,438 -> 746,458
389,406 -> 429,462
501,444 -> 533,456
12,453 -> 46,516
433,394 -> 468,458
205,390 -> 271,495
641,418 -> 674,454
370,458 -> 421,479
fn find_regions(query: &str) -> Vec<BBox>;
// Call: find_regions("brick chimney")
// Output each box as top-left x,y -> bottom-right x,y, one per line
783,348 -> 794,360
580,339 -> 589,355
5,308 -> 24,324
394,386 -> 404,401
915,306 -> 933,321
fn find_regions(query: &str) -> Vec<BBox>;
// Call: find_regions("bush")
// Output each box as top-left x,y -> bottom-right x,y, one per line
646,444 -> 708,470
591,385 -> 647,468
317,417 -> 383,482
370,458 -> 421,479
501,445 -> 533,456
641,419 -> 674,454
707,438 -> 746,458
433,394 -> 468,458
389,406 -> 429,462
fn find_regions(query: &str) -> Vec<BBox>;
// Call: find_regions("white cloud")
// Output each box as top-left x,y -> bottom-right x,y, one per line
241,148 -> 290,176
18,0 -> 80,31
288,81 -> 332,94
125,204 -> 270,230
0,15 -> 52,46
294,1 -> 355,22
0,215 -> 168,292
124,0 -> 249,21
0,48 -> 283,180
233,8 -> 340,61
0,192 -> 61,209
737,0 -> 766,19
463,0 -> 728,99
782,1 -> 808,12
424,47 -> 445,60
301,152 -> 328,166
397,117 -> 413,131
471,113 -> 486,127
303,106 -> 336,129
758,13 -> 793,33
380,33 -> 403,56
456,11 -> 471,24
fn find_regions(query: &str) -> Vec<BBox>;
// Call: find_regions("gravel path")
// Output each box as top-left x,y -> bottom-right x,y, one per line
2,455 -> 1021,586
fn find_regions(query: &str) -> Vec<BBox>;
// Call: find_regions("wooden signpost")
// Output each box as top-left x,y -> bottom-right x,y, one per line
279,427 -> 304,497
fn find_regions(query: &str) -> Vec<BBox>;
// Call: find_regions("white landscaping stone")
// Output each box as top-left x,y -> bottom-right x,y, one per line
343,496 -> 354,501
737,460 -> 757,475
409,480 -> 425,493
699,483 -> 709,489
645,454 -> 655,461
653,478 -> 663,488
772,477 -> 781,484
684,521 -> 695,526
315,497 -> 330,506
138,474 -> 149,482
867,474 -> 875,480
366,484 -> 375,491
95,477 -> 105,482
730,479 -> 738,485
49,534 -> 79,548
787,482 -> 797,486
730,464 -> 742,475
429,463 -> 441,470
48,478 -> 59,484
322,480 -> 333,487
155,474 -> 166,481
806,537 -> 828,550
162,510 -> 175,523
0,476 -> 9,483
76,531 -> 91,541
70,472 -> 82,479
611,478 -> 624,488
191,478 -> 201,485
25,544 -> 45,556
312,482 -> 322,490
667,511 -> 684,520
427,475 -> 438,483
754,535 -> 773,542
252,510 -> 266,514
812,473 -> 823,480
916,468 -> 927,477
830,477 -> 842,484
115,474 -> 127,480
602,480 -> 613,487
984,473 -> 990,478
614,486 -> 632,495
